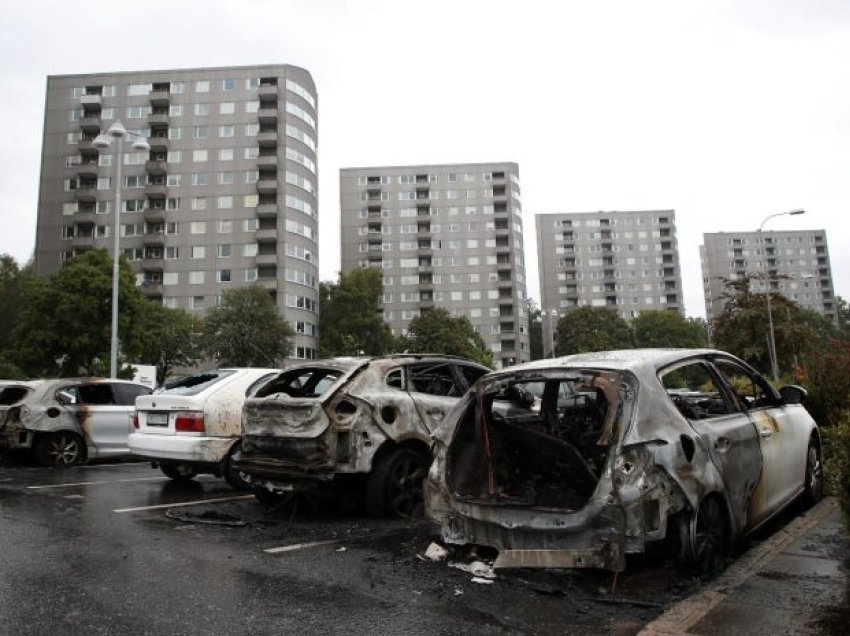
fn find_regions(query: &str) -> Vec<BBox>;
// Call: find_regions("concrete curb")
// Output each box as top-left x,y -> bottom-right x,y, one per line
638,497 -> 839,635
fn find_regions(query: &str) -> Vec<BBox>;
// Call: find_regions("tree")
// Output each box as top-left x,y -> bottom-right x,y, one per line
202,285 -> 293,367
403,307 -> 494,367
527,300 -> 544,360
633,310 -> 708,349
0,254 -> 33,359
319,268 -> 394,357
131,302 -> 203,384
10,249 -> 151,377
711,275 -> 835,376
554,306 -> 634,356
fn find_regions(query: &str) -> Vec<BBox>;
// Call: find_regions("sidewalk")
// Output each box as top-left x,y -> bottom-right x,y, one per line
640,497 -> 849,635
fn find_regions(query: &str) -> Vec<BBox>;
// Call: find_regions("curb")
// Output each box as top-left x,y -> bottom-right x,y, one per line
638,497 -> 839,635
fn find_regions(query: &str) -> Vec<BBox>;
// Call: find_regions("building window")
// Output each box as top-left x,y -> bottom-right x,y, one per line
218,172 -> 234,185
219,125 -> 235,138
218,244 -> 231,257
191,246 -> 206,259
219,102 -> 235,115
192,149 -> 208,162
219,148 -> 234,161
193,125 -> 208,139
221,79 -> 236,91
191,197 -> 207,210
217,269 -> 231,283
219,220 -> 233,233
195,80 -> 210,93
189,271 -> 205,285
194,103 -> 210,116
190,221 -> 206,234
217,196 -> 233,209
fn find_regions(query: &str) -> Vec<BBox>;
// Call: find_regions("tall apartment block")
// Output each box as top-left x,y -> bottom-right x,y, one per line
536,210 -> 684,321
700,230 -> 835,325
34,64 -> 320,359
339,163 -> 530,368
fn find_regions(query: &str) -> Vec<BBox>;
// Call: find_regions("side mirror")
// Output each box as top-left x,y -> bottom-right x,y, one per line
779,384 -> 807,405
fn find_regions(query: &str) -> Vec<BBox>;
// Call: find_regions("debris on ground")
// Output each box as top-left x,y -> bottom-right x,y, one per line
421,542 -> 449,562
164,509 -> 247,526
448,560 -> 497,580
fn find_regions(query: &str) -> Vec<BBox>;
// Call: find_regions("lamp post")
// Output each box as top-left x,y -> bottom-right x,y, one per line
548,309 -> 558,358
758,208 -> 805,381
92,121 -> 150,378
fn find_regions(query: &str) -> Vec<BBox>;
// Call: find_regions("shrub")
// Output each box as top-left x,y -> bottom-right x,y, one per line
821,410 -> 850,530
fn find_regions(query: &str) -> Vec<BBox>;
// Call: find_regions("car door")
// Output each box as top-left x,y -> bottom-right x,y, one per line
406,361 -> 465,434
76,382 -> 132,457
659,359 -> 763,535
712,358 -> 808,523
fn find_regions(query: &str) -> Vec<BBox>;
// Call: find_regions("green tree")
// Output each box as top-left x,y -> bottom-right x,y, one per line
10,249 -> 150,377
0,254 -> 33,357
528,300 -> 544,360
403,307 -> 494,367
202,285 -> 293,367
633,310 -> 708,349
554,306 -> 634,355
132,302 -> 203,384
319,268 -> 394,357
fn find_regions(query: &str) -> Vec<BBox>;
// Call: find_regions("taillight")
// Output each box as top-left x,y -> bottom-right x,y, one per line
132,414 -> 139,429
175,411 -> 205,432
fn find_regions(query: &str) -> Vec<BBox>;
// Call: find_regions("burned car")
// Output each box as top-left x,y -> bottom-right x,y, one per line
426,349 -> 822,572
0,379 -> 152,466
235,355 -> 490,517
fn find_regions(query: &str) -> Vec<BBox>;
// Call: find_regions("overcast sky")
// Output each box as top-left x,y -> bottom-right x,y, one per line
2,0 -> 848,318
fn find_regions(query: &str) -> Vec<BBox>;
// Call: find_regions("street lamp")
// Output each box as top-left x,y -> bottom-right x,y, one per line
758,208 -> 805,381
548,309 -> 558,358
92,121 -> 150,378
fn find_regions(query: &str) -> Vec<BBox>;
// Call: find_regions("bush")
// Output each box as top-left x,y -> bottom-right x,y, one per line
822,410 -> 850,530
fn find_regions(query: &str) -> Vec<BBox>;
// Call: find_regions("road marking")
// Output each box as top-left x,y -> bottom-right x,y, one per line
114,494 -> 254,513
264,539 -> 341,554
28,476 -> 168,489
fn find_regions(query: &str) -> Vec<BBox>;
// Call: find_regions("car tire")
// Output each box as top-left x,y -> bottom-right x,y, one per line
224,442 -> 251,491
35,431 -> 85,467
685,495 -> 729,576
160,463 -> 197,481
365,447 -> 430,519
801,437 -> 824,508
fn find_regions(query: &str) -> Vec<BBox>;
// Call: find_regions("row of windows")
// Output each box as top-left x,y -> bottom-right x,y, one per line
723,235 -> 824,245
72,78 -> 315,103
358,222 -> 519,235
138,265 -> 316,287
359,255 -> 526,269
555,269 -> 674,280
360,239 -> 514,251
357,205 -> 522,218
555,230 -> 672,241
558,296 -> 677,309
552,216 -> 670,228
382,272 -> 516,286
384,290 -> 510,303
556,243 -> 669,255
360,189 -> 516,202
357,172 -> 512,185
558,282 -> 676,293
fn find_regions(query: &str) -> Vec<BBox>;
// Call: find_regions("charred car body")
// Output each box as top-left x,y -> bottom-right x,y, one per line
0,379 -> 151,466
426,349 -> 822,572
235,355 -> 490,517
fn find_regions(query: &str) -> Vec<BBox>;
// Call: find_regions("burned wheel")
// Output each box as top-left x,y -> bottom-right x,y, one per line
160,463 -> 197,481
802,438 -> 823,508
224,442 -> 251,491
35,432 -> 84,467
682,495 -> 729,576
365,447 -> 429,519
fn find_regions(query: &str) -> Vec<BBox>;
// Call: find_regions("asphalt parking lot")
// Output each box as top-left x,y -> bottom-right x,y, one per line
0,459 -> 818,636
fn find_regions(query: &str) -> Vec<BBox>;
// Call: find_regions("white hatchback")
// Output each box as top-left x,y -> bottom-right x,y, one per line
129,368 -> 278,489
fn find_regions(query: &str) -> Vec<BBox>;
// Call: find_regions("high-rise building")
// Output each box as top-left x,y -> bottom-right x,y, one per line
536,210 -> 684,327
34,64 -> 319,359
339,163 -> 529,368
700,230 -> 835,325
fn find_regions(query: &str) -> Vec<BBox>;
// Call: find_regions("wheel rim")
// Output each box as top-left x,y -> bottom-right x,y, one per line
693,497 -> 726,574
806,444 -> 823,497
386,455 -> 427,518
46,434 -> 80,466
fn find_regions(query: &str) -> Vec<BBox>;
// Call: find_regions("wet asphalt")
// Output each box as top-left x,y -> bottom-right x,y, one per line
0,459 -> 822,636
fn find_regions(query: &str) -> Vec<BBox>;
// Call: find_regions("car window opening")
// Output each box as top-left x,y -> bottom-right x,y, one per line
445,371 -> 620,512
255,368 -> 341,399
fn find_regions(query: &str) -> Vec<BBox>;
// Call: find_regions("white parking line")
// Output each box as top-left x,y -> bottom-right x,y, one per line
114,494 -> 254,513
28,476 -> 168,489
264,539 -> 341,554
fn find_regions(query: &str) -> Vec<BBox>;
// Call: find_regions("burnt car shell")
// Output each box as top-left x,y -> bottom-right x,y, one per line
425,349 -> 820,572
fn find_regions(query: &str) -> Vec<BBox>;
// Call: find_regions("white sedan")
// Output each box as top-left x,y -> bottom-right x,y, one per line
129,368 -> 278,489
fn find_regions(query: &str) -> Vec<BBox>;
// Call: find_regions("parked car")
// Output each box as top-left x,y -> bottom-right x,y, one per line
426,349 -> 822,572
0,379 -> 152,466
129,368 -> 279,489
235,355 -> 491,517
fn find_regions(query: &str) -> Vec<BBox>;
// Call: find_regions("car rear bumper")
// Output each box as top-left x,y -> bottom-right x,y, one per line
128,433 -> 234,465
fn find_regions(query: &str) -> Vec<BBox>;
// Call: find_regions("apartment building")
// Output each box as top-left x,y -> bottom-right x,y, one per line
700,230 -> 835,324
34,64 -> 319,359
339,163 -> 529,368
536,210 -> 684,324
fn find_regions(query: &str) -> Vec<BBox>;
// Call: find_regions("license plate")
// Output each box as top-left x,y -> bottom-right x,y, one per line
146,413 -> 168,426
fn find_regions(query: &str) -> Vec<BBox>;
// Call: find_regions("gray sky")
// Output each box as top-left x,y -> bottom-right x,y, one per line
2,0 -> 848,317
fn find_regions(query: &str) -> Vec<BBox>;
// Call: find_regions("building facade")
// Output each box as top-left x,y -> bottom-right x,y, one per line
340,163 -> 529,368
536,210 -> 684,329
700,230 -> 835,325
35,64 -> 319,359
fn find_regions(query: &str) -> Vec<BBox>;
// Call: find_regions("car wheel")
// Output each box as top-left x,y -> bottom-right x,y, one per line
365,447 -> 430,519
802,437 -> 824,508
224,442 -> 251,491
677,495 -> 729,576
35,432 -> 85,467
160,463 -> 197,481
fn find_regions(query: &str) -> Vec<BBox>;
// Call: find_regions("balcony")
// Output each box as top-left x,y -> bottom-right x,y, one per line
257,154 -> 278,169
71,235 -> 97,249
148,112 -> 169,126
148,136 -> 169,151
77,139 -> 97,154
144,184 -> 167,199
80,94 -> 101,107
76,161 -> 99,178
259,278 -> 278,291
140,258 -> 164,271
145,160 -> 168,176
258,107 -> 278,124
149,89 -> 170,107
79,117 -> 101,133
143,208 -> 166,223
74,187 -> 97,203
73,210 -> 96,224
140,282 -> 163,298
256,203 -> 278,218
258,85 -> 278,102
257,178 -> 278,194
142,233 -> 165,247
255,228 -> 278,242
257,131 -> 278,147
256,253 -> 278,267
